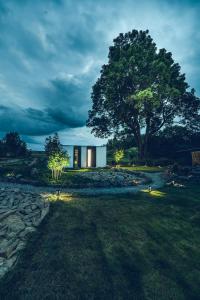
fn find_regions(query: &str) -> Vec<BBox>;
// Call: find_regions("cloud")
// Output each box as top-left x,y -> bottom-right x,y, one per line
0,0 -> 199,149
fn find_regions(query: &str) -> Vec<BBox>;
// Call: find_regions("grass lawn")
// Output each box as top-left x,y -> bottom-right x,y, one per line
120,165 -> 164,172
1,184 -> 200,299
64,166 -> 164,172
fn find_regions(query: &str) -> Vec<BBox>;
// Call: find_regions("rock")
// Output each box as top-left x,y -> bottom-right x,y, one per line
77,170 -> 148,188
24,207 -> 33,214
0,210 -> 17,222
41,206 -> 49,220
31,168 -> 39,177
23,210 -> 41,221
5,215 -> 25,233
6,255 -> 17,268
0,257 -> 5,266
31,204 -> 37,210
0,239 -> 19,258
0,266 -> 8,278
19,227 -> 35,239
15,241 -> 26,252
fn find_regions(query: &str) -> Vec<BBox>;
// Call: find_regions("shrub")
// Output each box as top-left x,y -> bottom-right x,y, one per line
126,147 -> 138,164
113,149 -> 124,165
48,151 -> 70,180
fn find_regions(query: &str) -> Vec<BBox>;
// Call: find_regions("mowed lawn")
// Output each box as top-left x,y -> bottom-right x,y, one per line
1,185 -> 200,299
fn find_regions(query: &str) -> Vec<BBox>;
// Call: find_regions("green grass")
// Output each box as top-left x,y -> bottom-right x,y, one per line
1,184 -> 200,299
64,166 -> 164,173
120,165 -> 164,172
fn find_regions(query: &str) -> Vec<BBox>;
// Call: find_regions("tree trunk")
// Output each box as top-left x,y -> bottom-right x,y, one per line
138,142 -> 145,160
131,118 -> 149,160
137,135 -> 149,161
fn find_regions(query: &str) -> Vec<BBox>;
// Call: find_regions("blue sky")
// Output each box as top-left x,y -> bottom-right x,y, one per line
0,0 -> 199,149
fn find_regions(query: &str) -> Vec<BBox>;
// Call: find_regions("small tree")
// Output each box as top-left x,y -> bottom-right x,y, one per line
45,133 -> 62,156
114,149 -> 124,166
48,151 -> 70,180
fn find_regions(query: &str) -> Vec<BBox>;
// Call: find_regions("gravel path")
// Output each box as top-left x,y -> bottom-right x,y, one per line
0,172 -> 165,196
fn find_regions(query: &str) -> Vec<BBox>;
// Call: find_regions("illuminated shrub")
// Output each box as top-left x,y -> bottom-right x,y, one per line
48,151 -> 70,180
113,149 -> 124,165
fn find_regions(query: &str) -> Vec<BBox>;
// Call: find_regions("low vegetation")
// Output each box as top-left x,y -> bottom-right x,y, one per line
0,184 -> 200,299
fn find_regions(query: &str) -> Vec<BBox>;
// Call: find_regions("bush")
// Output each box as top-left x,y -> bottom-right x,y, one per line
126,147 -> 138,164
48,151 -> 70,180
132,157 -> 174,167
170,163 -> 191,176
113,149 -> 124,165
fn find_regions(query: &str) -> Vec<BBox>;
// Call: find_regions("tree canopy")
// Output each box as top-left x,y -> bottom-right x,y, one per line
45,133 -> 63,156
87,29 -> 200,159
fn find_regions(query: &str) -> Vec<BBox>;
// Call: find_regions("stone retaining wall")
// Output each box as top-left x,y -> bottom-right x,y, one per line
0,188 -> 49,278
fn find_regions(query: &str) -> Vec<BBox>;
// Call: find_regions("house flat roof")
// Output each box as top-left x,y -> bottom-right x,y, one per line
62,145 -> 106,147
176,148 -> 200,153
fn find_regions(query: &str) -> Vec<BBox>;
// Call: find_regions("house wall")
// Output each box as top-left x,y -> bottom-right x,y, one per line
96,146 -> 107,167
63,145 -> 74,168
81,146 -> 87,168
62,145 -> 107,168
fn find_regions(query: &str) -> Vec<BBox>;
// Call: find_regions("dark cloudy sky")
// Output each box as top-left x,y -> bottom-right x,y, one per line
0,0 -> 199,149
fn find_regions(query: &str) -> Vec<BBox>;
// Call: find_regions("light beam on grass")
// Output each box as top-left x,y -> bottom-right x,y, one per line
47,192 -> 74,202
141,189 -> 166,197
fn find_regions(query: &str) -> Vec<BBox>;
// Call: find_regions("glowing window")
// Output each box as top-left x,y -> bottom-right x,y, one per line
87,149 -> 92,167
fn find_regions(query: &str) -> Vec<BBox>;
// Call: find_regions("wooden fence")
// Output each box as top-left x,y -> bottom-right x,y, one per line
192,151 -> 200,165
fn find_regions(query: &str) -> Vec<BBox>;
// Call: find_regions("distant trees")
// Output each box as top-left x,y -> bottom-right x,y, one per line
0,132 -> 29,157
108,125 -> 200,165
87,29 -> 200,159
44,133 -> 63,156
148,126 -> 200,162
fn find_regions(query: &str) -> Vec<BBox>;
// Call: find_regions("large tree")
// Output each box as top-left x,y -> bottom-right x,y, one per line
87,30 -> 199,159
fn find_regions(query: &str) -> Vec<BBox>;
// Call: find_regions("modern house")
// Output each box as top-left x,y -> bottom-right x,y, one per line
62,145 -> 107,168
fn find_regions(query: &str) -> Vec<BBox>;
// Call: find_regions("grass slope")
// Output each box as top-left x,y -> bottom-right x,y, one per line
0,185 -> 200,299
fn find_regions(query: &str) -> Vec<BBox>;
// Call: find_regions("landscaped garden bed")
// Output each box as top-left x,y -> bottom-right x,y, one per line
0,157 -> 163,188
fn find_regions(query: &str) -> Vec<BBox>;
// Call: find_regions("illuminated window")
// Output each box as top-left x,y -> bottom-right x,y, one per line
87,149 -> 92,167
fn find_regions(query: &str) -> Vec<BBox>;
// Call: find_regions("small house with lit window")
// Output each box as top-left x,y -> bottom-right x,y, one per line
62,145 -> 107,168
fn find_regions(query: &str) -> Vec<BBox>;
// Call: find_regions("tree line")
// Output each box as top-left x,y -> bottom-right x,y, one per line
0,132 -> 29,157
